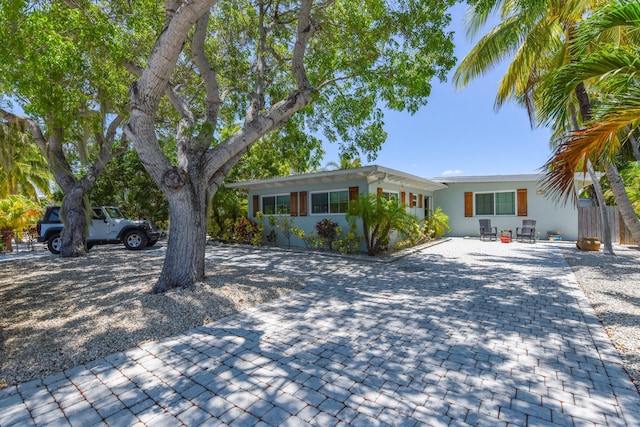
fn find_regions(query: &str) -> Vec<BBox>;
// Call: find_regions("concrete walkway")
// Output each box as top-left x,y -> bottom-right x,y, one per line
1,239 -> 639,426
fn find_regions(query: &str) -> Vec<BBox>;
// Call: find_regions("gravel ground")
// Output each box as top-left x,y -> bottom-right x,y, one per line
1,240 -> 639,395
0,244 -> 304,388
560,243 -> 640,392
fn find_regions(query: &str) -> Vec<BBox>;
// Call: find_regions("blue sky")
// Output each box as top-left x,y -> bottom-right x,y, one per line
320,3 -> 553,178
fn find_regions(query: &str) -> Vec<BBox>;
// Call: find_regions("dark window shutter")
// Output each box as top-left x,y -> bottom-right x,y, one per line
299,191 -> 308,216
349,186 -> 359,201
409,192 -> 414,207
290,192 -> 298,216
419,194 -> 423,209
517,189 -> 528,216
252,195 -> 259,217
377,187 -> 383,196
464,192 -> 473,217
401,191 -> 406,206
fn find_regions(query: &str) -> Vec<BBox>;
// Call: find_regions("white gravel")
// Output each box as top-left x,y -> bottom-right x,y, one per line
560,243 -> 640,392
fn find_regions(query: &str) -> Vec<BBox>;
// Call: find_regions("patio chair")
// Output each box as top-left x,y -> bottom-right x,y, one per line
516,219 -> 536,243
479,219 -> 497,241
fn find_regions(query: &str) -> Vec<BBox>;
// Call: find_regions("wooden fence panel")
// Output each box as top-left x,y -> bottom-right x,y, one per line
578,206 -> 637,245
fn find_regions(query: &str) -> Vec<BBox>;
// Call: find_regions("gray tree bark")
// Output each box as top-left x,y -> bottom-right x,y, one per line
125,0 -> 316,292
0,109 -> 126,256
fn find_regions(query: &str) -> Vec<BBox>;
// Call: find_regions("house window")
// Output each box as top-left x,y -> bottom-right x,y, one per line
311,190 -> 349,214
475,191 -> 515,215
495,191 -> 516,215
381,191 -> 399,203
263,194 -> 290,215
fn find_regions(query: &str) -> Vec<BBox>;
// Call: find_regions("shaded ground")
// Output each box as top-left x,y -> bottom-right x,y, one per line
0,244 -> 304,387
2,239 -> 639,399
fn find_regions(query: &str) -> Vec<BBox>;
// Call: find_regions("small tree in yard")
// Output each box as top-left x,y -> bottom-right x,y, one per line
347,193 -> 419,256
425,207 -> 451,238
0,3 -> 130,256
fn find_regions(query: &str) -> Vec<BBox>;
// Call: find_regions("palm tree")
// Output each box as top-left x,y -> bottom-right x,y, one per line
453,0 -> 623,253
0,194 -> 43,251
0,121 -> 52,200
347,193 -> 419,255
540,0 -> 640,247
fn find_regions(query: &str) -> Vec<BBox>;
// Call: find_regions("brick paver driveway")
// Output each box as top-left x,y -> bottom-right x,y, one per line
1,238 -> 639,426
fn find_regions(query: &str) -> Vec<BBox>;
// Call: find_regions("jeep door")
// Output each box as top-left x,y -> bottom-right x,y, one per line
89,208 -> 111,239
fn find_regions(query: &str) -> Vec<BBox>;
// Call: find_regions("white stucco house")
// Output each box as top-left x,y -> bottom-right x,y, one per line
227,165 -> 592,248
431,174 -> 592,242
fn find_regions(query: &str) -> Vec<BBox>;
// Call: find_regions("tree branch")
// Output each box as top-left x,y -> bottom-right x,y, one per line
191,10 -> 221,132
292,0 -> 315,92
246,1 -> 268,123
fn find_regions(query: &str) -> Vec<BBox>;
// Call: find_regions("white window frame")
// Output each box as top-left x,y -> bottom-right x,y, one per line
310,189 -> 350,215
262,193 -> 291,215
474,190 -> 517,216
380,191 -> 399,202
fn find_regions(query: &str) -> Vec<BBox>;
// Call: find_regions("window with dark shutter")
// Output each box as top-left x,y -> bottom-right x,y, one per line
252,195 -> 259,217
290,192 -> 298,216
464,192 -> 473,217
517,189 -> 528,216
299,191 -> 308,216
349,186 -> 359,201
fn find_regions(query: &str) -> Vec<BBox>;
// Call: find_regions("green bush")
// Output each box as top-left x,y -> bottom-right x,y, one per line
233,217 -> 263,245
315,218 -> 339,251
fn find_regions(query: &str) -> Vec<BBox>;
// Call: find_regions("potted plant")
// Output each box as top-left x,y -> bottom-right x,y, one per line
500,229 -> 512,243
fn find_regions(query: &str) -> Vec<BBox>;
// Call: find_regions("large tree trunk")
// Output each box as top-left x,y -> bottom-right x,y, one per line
60,186 -> 91,257
125,0 -> 315,292
587,162 -> 614,254
605,162 -> 640,248
569,104 -> 614,254
152,179 -> 208,293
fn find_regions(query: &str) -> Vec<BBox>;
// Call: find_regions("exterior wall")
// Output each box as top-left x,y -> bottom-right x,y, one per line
434,181 -> 579,241
247,179 -> 435,250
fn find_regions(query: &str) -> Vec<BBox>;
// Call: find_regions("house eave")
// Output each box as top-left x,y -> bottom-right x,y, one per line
431,173 -> 595,189
227,165 -> 448,192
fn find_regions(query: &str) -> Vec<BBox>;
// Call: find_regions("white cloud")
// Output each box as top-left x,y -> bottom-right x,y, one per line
442,169 -> 463,176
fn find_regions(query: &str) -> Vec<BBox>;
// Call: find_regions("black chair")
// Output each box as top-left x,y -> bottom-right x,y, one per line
479,219 -> 497,241
516,219 -> 536,243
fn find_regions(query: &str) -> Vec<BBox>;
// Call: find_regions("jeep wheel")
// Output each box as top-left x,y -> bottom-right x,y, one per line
124,230 -> 148,250
47,234 -> 62,254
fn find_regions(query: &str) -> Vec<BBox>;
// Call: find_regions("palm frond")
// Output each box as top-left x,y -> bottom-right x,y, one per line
496,15 -> 563,109
454,12 -> 537,90
538,46 -> 640,128
577,0 -> 640,51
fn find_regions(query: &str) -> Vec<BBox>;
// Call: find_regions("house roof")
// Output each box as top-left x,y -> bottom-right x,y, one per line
431,173 -> 594,189
432,174 -> 544,183
227,165 -> 448,191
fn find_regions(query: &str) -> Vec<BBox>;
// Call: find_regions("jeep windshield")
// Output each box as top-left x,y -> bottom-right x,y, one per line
104,207 -> 125,219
